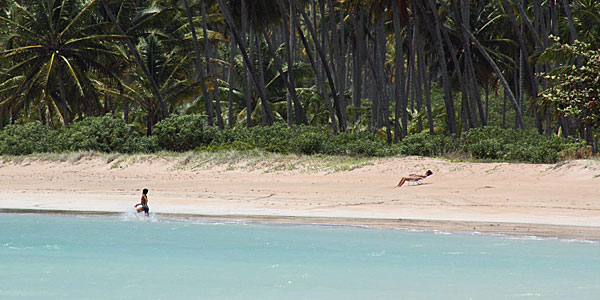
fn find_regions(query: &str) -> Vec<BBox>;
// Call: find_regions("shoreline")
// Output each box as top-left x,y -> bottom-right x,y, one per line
1,154 -> 599,242
3,208 -> 599,241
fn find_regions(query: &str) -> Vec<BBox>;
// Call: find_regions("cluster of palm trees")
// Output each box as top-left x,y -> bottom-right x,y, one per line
0,0 -> 598,144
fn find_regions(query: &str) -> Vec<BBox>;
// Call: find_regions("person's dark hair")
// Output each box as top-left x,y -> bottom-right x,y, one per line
142,188 -> 148,194
426,170 -> 433,176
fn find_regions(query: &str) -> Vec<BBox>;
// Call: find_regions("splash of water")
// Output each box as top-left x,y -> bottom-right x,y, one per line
121,207 -> 157,222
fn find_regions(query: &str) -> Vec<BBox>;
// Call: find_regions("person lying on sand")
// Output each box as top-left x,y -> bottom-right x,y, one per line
395,170 -> 433,187
135,188 -> 150,216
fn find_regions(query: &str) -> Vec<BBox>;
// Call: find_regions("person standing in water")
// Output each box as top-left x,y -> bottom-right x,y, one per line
135,188 -> 149,216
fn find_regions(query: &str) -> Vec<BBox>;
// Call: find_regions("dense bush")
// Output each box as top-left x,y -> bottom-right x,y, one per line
397,133 -> 458,157
0,122 -> 58,155
58,114 -> 146,153
153,114 -> 217,152
462,126 -> 587,163
325,130 -> 391,156
0,115 -> 591,164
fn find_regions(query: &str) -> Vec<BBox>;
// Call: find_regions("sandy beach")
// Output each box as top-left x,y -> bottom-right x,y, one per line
1,153 -> 599,240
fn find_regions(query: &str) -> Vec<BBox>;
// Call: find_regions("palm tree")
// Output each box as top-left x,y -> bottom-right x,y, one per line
0,0 -> 124,126
113,31 -> 201,135
100,0 -> 169,120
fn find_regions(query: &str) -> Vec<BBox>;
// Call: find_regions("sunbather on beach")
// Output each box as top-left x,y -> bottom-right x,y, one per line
135,188 -> 150,215
396,170 -> 433,187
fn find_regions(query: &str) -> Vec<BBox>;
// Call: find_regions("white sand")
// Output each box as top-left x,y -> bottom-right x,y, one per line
1,155 -> 599,239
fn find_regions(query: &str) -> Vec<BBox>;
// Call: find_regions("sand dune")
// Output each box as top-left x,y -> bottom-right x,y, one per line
1,154 -> 599,239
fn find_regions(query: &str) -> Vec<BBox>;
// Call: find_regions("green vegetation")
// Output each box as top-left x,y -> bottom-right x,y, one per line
0,115 -> 588,163
0,1 -> 598,163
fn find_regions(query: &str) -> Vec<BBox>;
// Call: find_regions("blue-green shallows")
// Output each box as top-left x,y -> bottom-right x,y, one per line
1,213 -> 599,300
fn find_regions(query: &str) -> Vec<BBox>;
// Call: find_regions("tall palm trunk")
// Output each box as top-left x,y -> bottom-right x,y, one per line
351,12 -> 363,125
296,25 -> 338,134
562,0 -> 578,43
375,13 -> 392,143
182,0 -> 210,126
263,31 -> 307,126
201,1 -> 216,127
217,0 -> 273,127
513,0 -> 544,133
277,0 -> 308,126
227,37 -> 235,128
295,0 -> 345,132
241,0 -> 252,127
421,0 -> 457,135
461,24 -> 525,128
338,8 -> 347,125
392,0 -> 407,140
56,64 -> 71,126
410,15 -> 423,132
461,0 -> 485,127
440,1 -> 473,132
418,34 -> 433,134
501,0 -> 537,109
255,33 -> 272,126
283,4 -> 293,126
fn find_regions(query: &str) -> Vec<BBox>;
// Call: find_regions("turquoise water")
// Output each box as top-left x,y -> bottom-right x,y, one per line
1,213 -> 599,300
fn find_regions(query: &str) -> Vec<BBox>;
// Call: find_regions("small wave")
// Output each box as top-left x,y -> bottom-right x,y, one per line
120,207 -> 158,222
433,230 -> 452,235
442,251 -> 463,255
504,235 -> 599,245
369,251 -> 386,257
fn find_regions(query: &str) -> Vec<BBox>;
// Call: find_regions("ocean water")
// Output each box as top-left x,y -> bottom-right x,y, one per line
1,213 -> 599,300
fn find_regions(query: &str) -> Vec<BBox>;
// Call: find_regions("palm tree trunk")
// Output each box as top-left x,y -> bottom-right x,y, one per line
442,0 -> 473,132
218,0 -> 274,127
351,12 -> 363,125
284,5 -> 293,126
338,8 -> 347,125
502,91 -> 507,128
562,0 -> 578,42
241,0 -> 252,128
296,25 -> 338,134
461,23 -> 525,129
56,66 -> 71,127
392,0 -> 407,140
277,0 -> 308,126
262,31 -> 307,126
463,0 -> 485,126
421,0 -> 458,135
182,0 -> 212,127
255,34 -> 268,126
295,0 -> 345,132
375,13 -> 392,143
411,16 -> 423,132
501,0 -> 537,106
227,37 -> 235,128
418,35 -> 433,134
201,1 -> 216,127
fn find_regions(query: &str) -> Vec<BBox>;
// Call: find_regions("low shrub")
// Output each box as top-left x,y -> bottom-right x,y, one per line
0,122 -> 58,155
462,126 -> 587,163
58,114 -> 142,153
1,116 -> 590,164
153,114 -> 217,152
398,133 -> 457,157
325,130 -> 392,156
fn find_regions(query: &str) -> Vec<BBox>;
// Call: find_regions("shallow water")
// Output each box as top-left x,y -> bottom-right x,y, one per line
1,213 -> 599,300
